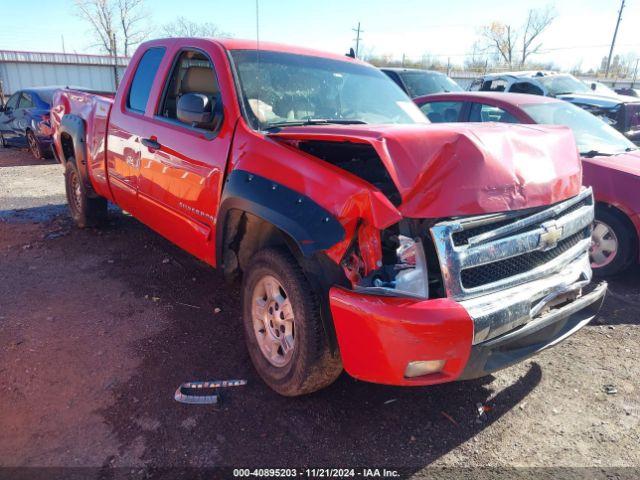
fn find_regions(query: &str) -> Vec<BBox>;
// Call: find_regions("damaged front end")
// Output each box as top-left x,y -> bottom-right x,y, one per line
230,121 -> 605,386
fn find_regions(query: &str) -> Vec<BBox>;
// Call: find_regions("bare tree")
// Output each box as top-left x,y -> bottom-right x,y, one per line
160,16 -> 230,38
479,6 -> 555,68
74,0 -> 148,56
520,6 -> 556,65
481,22 -> 517,67
118,0 -> 147,56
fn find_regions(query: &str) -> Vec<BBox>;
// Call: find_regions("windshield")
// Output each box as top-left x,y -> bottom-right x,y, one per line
538,74 -> 590,96
400,71 -> 463,97
230,50 -> 427,129
522,101 -> 637,155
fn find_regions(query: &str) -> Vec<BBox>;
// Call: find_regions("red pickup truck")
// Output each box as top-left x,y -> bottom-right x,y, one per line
51,38 -> 606,396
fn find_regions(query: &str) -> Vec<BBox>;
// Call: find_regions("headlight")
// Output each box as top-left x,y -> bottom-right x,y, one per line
358,235 -> 430,299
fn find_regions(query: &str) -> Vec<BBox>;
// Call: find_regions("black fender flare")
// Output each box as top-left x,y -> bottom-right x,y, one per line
216,170 -> 345,265
58,114 -> 96,196
216,169 -> 348,352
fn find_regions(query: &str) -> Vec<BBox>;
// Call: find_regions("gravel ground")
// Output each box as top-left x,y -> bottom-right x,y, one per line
0,146 -> 639,478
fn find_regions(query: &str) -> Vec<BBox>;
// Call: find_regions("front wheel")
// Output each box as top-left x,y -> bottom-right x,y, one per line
64,159 -> 107,228
242,248 -> 342,396
590,206 -> 637,276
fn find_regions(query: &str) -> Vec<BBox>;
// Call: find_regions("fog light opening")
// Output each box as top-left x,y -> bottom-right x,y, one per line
404,360 -> 446,378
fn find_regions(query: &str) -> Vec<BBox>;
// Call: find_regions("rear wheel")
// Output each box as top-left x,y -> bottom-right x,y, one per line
242,248 -> 342,396
27,130 -> 42,159
590,206 -> 637,276
64,159 -> 107,228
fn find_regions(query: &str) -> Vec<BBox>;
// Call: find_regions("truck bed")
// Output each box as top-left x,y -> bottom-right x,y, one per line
51,89 -> 115,200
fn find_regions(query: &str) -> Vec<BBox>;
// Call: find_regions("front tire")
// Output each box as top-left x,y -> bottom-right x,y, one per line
64,159 -> 107,228
590,206 -> 637,276
242,248 -> 342,396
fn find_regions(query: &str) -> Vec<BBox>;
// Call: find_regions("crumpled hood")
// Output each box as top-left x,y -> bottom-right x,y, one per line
269,122 -> 582,218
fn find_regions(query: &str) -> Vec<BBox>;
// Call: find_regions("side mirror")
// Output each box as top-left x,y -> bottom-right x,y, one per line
591,83 -> 597,91
177,93 -> 214,127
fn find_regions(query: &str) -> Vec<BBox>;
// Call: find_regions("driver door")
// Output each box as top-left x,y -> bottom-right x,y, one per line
134,48 -> 233,263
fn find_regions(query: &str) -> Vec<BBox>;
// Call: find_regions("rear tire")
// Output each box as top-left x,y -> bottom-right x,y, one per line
64,159 -> 107,228
242,248 -> 342,396
27,130 -> 42,159
590,205 -> 637,276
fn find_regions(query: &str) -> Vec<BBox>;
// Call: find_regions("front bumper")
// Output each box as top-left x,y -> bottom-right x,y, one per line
329,279 -> 607,386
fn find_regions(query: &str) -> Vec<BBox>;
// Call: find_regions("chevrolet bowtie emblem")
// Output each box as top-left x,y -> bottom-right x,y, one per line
539,222 -> 563,250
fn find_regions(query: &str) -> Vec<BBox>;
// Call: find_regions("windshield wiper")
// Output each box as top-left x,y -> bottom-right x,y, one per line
625,147 -> 638,152
581,150 -> 613,158
265,119 -> 368,130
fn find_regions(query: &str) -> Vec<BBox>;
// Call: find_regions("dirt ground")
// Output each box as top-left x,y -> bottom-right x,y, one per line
0,146 -> 639,478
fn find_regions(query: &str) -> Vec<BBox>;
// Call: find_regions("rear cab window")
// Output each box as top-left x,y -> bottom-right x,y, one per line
127,47 -> 166,113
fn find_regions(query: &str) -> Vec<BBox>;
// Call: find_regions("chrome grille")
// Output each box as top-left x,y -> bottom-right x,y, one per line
430,188 -> 595,301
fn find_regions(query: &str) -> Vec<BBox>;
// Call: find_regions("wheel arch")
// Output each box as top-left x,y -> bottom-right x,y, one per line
217,170 -> 349,352
595,201 -> 639,262
57,114 -> 96,197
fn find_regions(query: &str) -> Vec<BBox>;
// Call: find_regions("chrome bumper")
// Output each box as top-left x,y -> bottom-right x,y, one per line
458,281 -> 606,380
460,252 -> 600,344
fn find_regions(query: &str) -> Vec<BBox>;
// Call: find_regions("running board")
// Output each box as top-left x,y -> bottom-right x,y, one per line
174,379 -> 247,405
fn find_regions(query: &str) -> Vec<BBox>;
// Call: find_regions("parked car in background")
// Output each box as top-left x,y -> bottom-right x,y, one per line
50,37 -> 605,396
415,91 -> 640,276
615,87 -> 639,98
0,87 -> 56,159
468,71 -> 640,144
381,67 -> 462,97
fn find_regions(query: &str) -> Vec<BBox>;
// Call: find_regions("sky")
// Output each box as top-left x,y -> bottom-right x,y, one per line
0,0 -> 638,71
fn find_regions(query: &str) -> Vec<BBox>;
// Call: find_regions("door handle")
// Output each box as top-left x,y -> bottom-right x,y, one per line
141,137 -> 161,150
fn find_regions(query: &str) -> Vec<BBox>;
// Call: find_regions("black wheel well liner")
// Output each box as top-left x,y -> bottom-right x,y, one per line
216,170 -> 349,352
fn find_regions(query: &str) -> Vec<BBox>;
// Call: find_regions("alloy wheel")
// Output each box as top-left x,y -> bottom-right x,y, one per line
251,275 -> 295,367
590,220 -> 619,268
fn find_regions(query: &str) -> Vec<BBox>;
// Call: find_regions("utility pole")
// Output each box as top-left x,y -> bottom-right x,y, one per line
352,22 -> 363,58
605,0 -> 625,77
111,33 -> 120,90
632,58 -> 639,87
61,35 -> 66,54
401,53 -> 406,67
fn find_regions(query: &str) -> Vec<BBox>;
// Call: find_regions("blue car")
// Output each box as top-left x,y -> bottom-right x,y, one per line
0,87 -> 57,159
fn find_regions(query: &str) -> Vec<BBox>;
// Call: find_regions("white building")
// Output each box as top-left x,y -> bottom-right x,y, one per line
0,50 -> 129,98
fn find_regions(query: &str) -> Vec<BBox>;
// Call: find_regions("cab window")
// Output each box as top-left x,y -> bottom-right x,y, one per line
18,93 -> 34,109
510,82 -> 543,95
158,49 -> 220,131
5,93 -> 20,110
127,47 -> 166,113
469,103 -> 519,123
481,79 -> 509,92
419,101 -> 464,123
